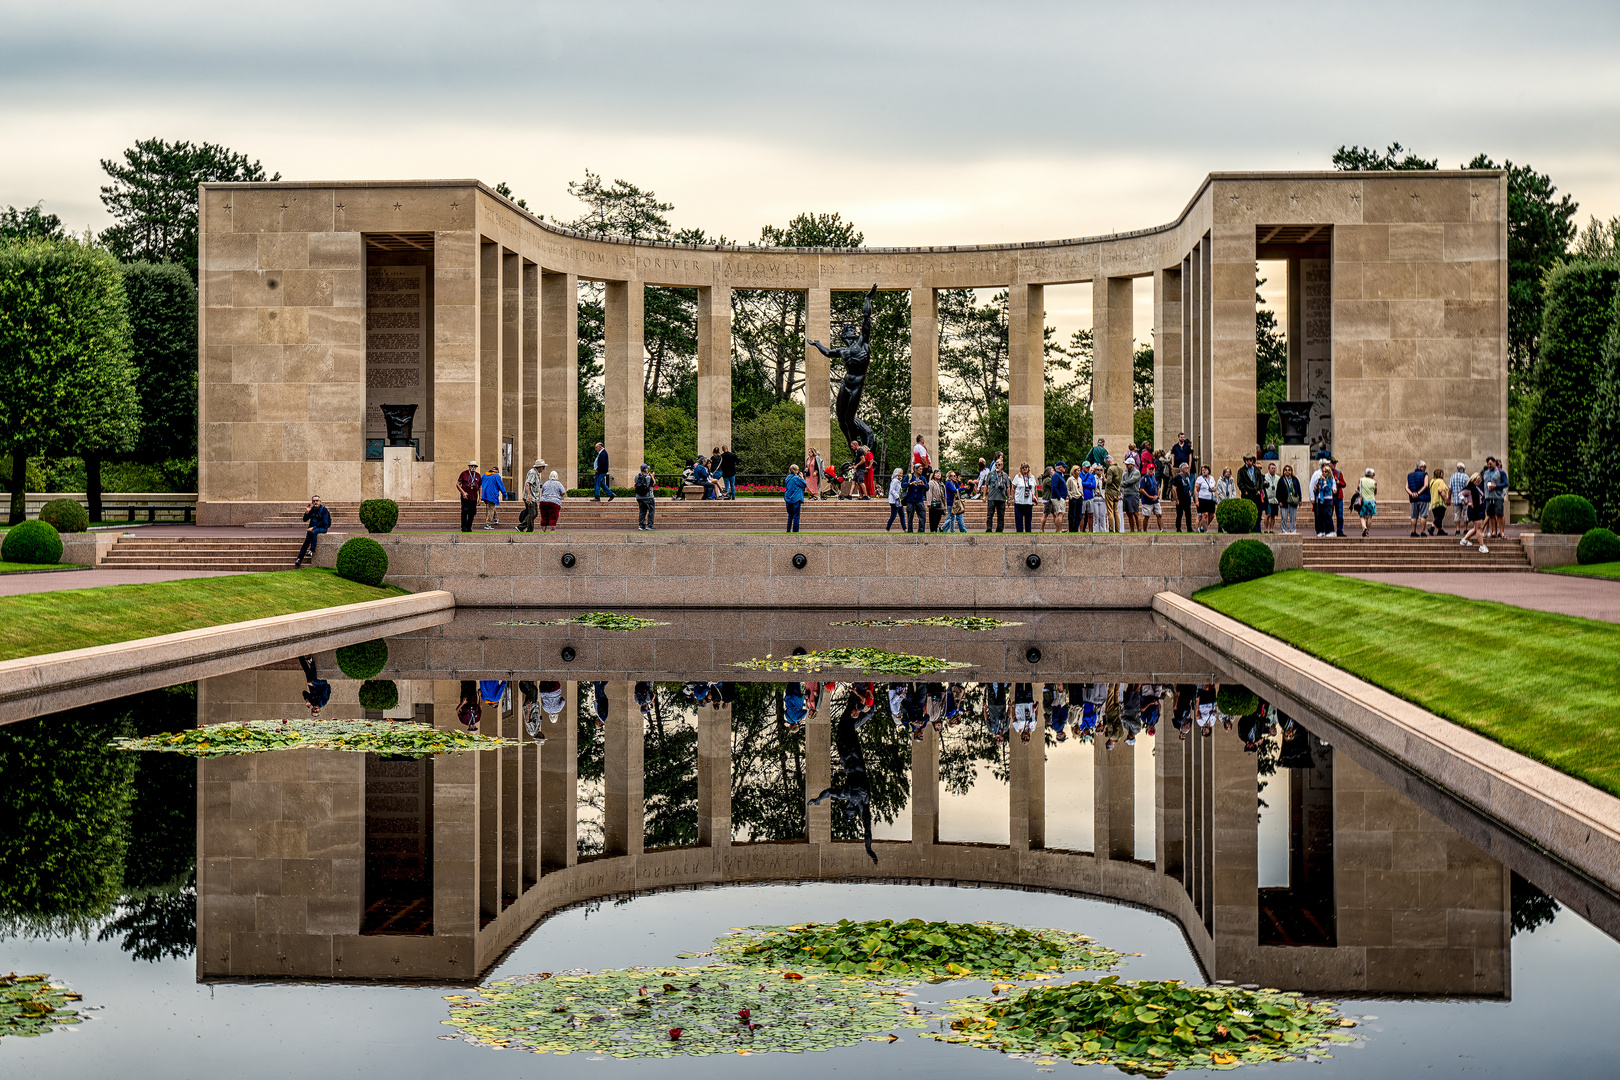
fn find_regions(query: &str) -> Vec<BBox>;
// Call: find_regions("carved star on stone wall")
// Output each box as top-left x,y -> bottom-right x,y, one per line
394,202 -> 403,211
450,201 -> 459,210
280,202 -> 290,211
335,203 -> 345,211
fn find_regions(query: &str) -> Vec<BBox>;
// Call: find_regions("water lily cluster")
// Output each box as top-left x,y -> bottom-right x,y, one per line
732,647 -> 970,676
112,719 -> 505,757
499,611 -> 669,631
828,616 -> 1022,631
1,973 -> 85,1039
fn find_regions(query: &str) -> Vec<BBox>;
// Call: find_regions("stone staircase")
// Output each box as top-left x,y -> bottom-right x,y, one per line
1301,536 -> 1531,574
245,497 -> 903,532
100,535 -> 307,572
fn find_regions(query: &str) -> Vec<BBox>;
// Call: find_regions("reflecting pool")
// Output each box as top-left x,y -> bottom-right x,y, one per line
3,611 -> 1619,1078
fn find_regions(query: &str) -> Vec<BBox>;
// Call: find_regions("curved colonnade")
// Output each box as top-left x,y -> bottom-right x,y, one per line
197,171 -> 1507,520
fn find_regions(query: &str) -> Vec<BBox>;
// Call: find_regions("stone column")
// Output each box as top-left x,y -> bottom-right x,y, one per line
1009,686 -> 1044,851
697,705 -> 732,848
805,288 -> 832,461
520,261 -> 539,477
1180,254 -> 1194,447
806,710 -> 831,844
1007,284 -> 1045,473
478,241 -> 501,476
1211,225 -> 1258,469
499,705 -> 521,908
501,250 -> 520,486
1155,707 -> 1185,878
540,680 -> 577,871
540,272 -> 579,489
1197,238 -> 1215,468
432,230 -> 479,499
1093,276 -> 1135,457
1094,739 -> 1134,861
1154,268 -> 1184,451
696,285 -> 733,463
603,681 -> 643,858
910,287 -> 939,458
603,281 -> 644,490
1211,718 -> 1258,951
910,724 -> 938,845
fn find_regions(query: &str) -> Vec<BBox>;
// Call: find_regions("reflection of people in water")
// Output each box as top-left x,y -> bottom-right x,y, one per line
593,681 -> 609,726
635,681 -> 653,719
457,679 -> 481,732
808,688 -> 878,865
519,680 -> 545,741
298,656 -> 330,717
1012,683 -> 1037,742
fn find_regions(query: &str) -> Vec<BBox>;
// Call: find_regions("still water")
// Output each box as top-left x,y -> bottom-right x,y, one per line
2,615 -> 1618,1078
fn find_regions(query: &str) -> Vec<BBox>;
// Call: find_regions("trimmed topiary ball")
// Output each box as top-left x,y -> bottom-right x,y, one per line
37,498 -> 89,533
335,536 -> 389,586
2,519 -> 64,565
1541,494 -> 1597,535
336,639 -> 389,681
1577,527 -> 1620,565
358,679 -> 399,711
1215,498 -> 1258,534
1219,537 -> 1275,584
358,498 -> 399,534
1215,685 -> 1260,716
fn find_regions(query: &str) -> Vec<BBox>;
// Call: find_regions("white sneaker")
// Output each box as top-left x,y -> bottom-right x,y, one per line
1478,545 -> 1489,553
1459,538 -> 1468,545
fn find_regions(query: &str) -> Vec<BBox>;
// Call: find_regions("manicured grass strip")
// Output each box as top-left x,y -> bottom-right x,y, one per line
1195,570 -> 1620,797
0,568 -> 406,662
0,561 -> 86,574
1549,562 -> 1620,580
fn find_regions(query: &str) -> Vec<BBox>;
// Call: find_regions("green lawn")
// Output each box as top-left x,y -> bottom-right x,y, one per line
0,561 -> 86,574
1195,570 -> 1620,797
0,568 -> 406,662
1549,561 -> 1620,580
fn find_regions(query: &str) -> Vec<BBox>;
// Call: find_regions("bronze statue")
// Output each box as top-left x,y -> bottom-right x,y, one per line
809,285 -> 879,459
808,685 -> 878,864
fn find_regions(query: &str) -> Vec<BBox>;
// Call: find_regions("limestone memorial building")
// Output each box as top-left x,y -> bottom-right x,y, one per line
195,171 -> 1509,523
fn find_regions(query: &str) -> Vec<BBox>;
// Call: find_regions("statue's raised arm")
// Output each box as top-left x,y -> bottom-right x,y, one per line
860,284 -> 876,347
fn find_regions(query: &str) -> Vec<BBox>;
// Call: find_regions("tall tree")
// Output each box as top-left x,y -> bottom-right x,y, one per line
1527,259 -> 1618,507
108,263 -> 198,517
0,241 -> 140,524
1330,142 -> 1438,170
1256,272 -> 1289,447
99,138 -> 278,278
1,202 -> 67,243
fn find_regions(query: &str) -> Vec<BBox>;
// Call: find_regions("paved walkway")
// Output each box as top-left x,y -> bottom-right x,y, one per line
0,568 -> 248,597
1350,571 -> 1620,624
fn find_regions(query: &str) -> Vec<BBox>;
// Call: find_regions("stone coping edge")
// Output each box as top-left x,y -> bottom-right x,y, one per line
0,591 -> 455,706
1152,590 -> 1620,895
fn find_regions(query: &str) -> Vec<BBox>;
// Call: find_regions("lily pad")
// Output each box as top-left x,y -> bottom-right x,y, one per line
710,919 -> 1124,980
112,719 -> 505,757
440,964 -> 928,1057
1,973 -> 85,1039
925,976 -> 1356,1074
732,648 -> 970,677
498,611 -> 668,631
828,616 -> 1022,632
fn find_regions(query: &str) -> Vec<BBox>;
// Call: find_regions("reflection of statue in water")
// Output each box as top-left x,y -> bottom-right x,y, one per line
809,285 -> 880,458
808,686 -> 878,864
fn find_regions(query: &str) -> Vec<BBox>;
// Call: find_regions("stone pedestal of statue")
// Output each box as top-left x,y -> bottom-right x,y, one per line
383,446 -> 420,501
1279,445 -> 1311,495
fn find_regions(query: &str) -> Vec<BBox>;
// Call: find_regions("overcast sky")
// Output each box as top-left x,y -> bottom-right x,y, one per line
4,0 -> 1617,341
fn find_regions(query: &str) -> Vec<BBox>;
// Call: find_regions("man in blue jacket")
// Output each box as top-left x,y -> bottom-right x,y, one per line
592,442 -> 614,501
294,495 -> 330,567
481,467 -> 508,529
783,463 -> 807,532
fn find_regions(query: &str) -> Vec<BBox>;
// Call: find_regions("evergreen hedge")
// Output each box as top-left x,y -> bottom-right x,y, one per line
1219,537 -> 1274,584
336,639 -> 388,681
335,535 -> 388,586
1,520 -> 63,565
1577,528 -> 1620,565
1215,685 -> 1260,716
1216,498 -> 1258,534
37,498 -> 88,533
1530,260 -> 1619,507
1541,493 -> 1597,535
358,498 -> 398,534
1580,291 -> 1620,528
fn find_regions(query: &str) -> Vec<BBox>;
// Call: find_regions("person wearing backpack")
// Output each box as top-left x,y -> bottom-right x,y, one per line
783,463 -> 807,533
634,463 -> 657,531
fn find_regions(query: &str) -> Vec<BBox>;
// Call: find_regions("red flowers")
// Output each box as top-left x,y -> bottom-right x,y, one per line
668,1027 -> 683,1040
738,1008 -> 751,1021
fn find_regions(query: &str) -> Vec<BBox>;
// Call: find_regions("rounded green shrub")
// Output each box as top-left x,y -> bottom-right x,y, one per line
1215,685 -> 1260,716
1219,537 -> 1274,584
336,639 -> 389,681
2,520 -> 64,565
37,498 -> 89,533
335,536 -> 388,586
1577,527 -> 1620,565
358,498 -> 399,534
358,679 -> 399,711
1215,497 -> 1258,534
1541,493 -> 1597,535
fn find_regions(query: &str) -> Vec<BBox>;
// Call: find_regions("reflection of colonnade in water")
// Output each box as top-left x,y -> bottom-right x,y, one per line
196,672 -> 1508,996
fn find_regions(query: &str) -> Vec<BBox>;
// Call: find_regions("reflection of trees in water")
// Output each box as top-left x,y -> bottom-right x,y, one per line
98,879 -> 196,961
729,683 -> 806,842
1511,872 -> 1561,935
576,685 -> 604,858
643,684 -> 697,850
936,684 -> 1006,794
0,683 -> 197,954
